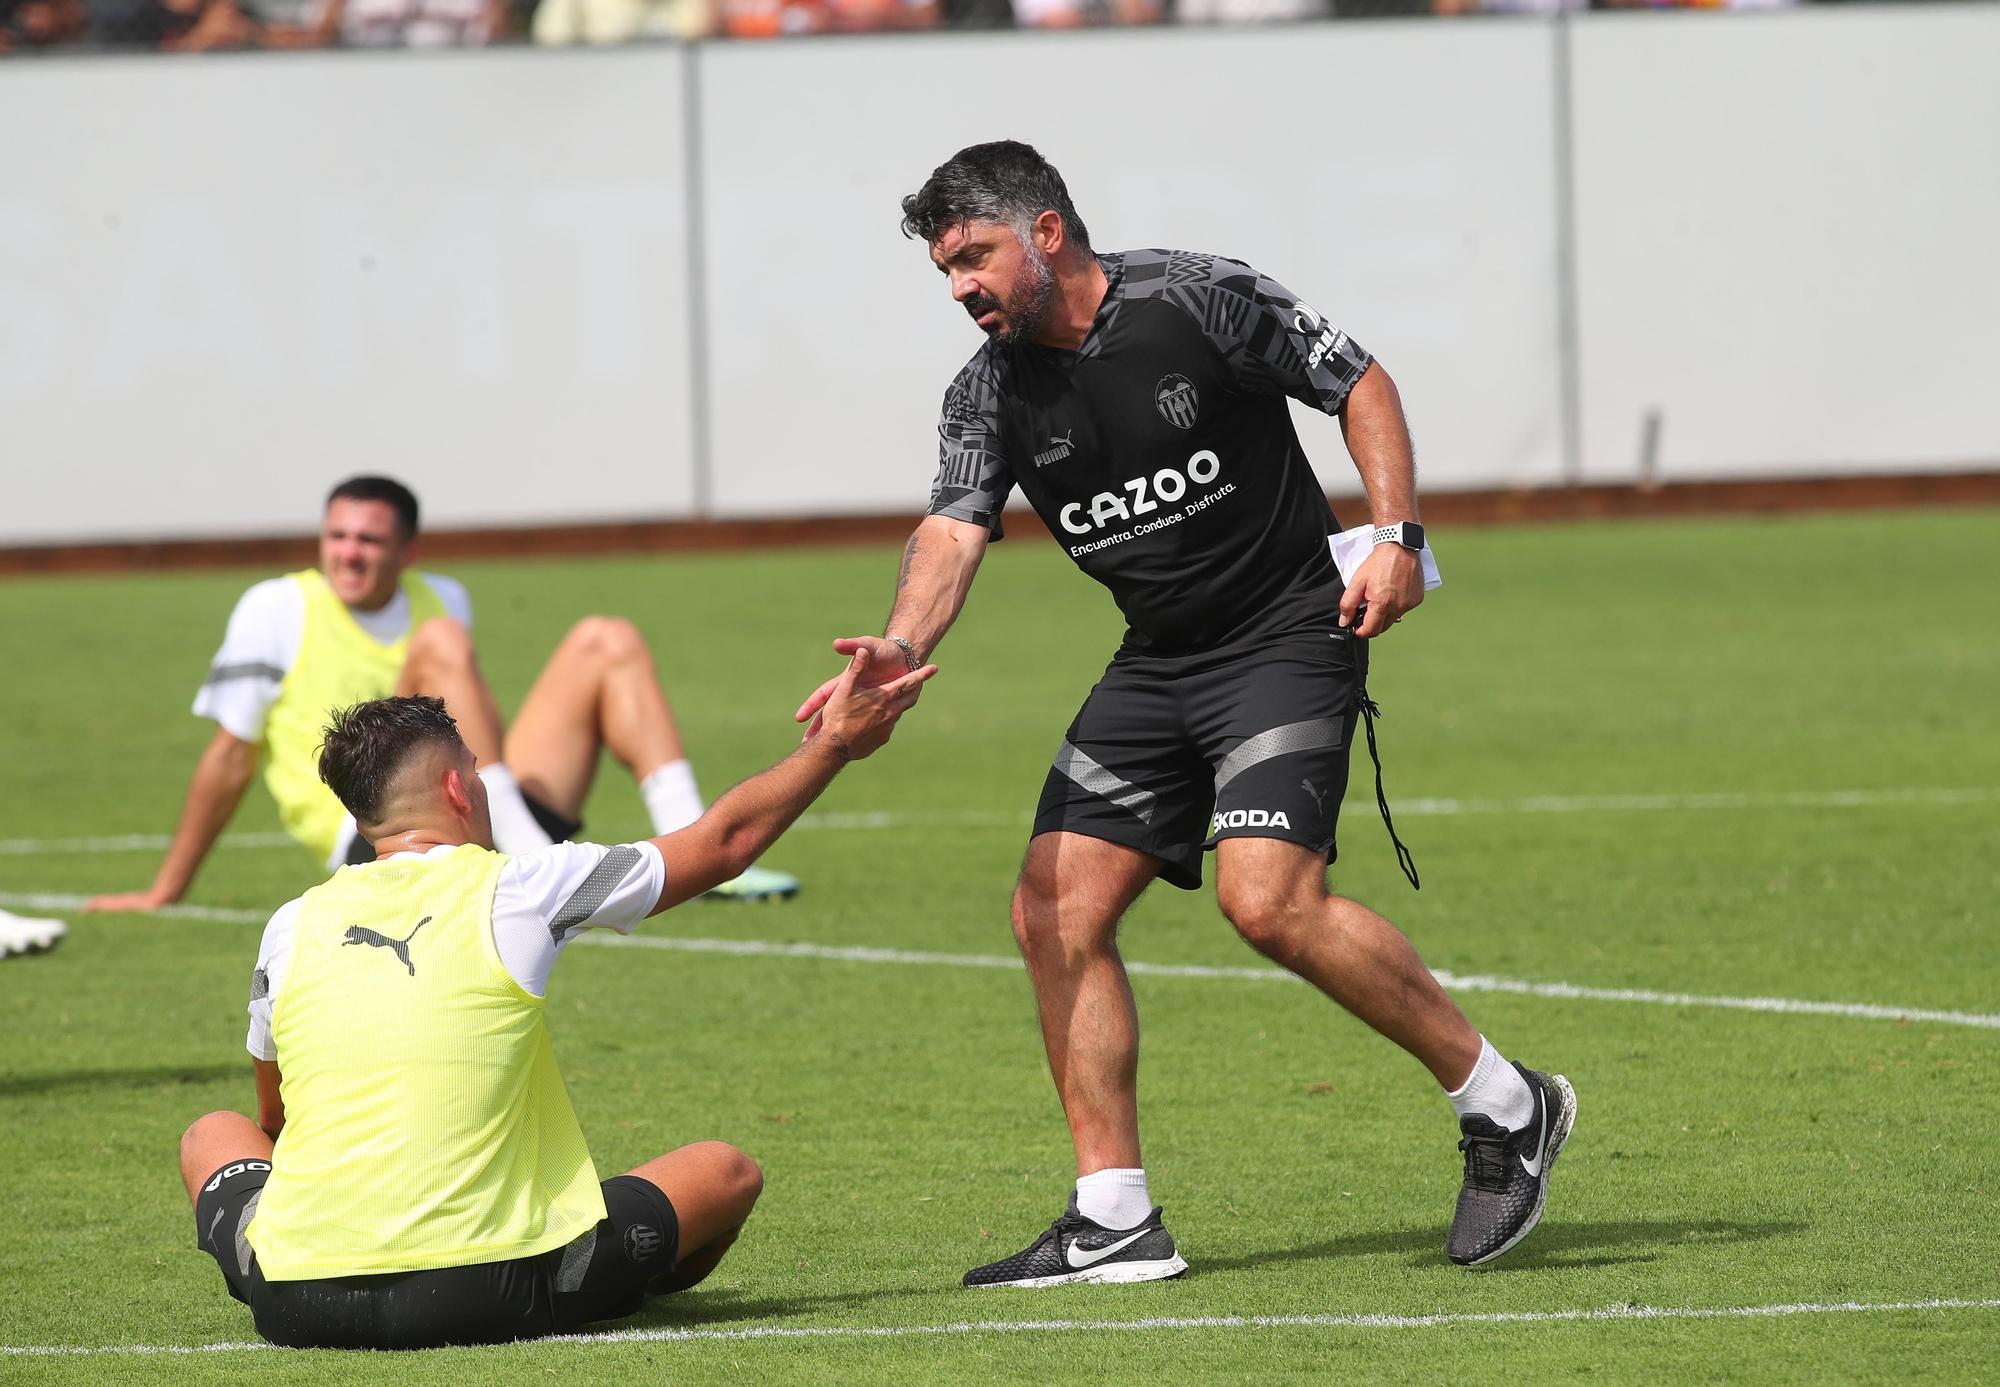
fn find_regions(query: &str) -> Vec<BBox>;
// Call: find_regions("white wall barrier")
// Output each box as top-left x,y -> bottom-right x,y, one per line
0,48 -> 699,544
1569,6 -> 2000,482
0,7 -> 1993,545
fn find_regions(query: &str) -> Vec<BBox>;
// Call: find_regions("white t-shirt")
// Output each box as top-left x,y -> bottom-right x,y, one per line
246,840 -> 665,1061
192,573 -> 473,745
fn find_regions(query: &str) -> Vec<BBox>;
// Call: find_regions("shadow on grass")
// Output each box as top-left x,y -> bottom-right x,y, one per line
0,1063 -> 244,1099
620,1280 -> 935,1331
1196,1217 -> 1805,1276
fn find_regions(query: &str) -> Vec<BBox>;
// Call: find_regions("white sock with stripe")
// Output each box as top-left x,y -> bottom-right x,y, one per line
1075,1167 -> 1153,1230
479,763 -> 555,854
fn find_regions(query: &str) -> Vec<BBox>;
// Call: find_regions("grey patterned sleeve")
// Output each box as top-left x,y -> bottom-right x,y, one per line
1138,250 -> 1374,416
926,352 -> 1014,538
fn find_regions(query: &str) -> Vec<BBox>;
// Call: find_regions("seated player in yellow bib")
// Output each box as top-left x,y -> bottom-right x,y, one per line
86,475 -> 796,910
178,660 -> 930,1349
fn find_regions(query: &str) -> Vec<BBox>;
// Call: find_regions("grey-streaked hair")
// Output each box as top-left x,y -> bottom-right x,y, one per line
899,141 -> 1092,256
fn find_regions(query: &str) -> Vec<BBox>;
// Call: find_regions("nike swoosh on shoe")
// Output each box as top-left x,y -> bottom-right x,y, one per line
1064,1228 -> 1151,1269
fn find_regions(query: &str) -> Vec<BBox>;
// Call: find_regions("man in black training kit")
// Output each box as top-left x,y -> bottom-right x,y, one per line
798,142 -> 1576,1282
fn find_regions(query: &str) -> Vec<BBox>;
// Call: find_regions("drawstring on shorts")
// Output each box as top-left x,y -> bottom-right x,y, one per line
1356,690 -> 1421,890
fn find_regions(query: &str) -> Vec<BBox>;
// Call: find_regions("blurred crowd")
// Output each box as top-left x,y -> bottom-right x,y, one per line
1,0 -> 1828,56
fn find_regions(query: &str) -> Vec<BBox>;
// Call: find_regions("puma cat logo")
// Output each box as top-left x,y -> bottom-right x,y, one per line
342,916 -> 432,976
1301,778 -> 1330,818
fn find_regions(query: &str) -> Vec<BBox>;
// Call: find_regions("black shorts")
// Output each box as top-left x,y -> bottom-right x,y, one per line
341,790 -> 582,866
194,1161 -> 678,1350
1034,623 -> 1368,891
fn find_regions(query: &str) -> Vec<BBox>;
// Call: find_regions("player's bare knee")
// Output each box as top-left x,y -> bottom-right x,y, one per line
1218,879 -> 1311,960
706,1142 -> 764,1208
564,615 -> 648,669
407,616 -> 474,673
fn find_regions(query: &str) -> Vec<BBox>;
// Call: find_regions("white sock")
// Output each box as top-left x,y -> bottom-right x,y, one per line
479,763 -> 555,854
1446,1036 -> 1536,1132
1074,1167 -> 1153,1230
639,759 -> 704,837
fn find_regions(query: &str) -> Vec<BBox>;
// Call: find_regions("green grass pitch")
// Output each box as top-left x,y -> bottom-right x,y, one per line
1,509 -> 1995,1383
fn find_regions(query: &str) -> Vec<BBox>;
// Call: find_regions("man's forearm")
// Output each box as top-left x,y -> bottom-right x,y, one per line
883,516 -> 987,660
1340,363 -> 1421,526
650,739 -> 848,910
151,736 -> 258,902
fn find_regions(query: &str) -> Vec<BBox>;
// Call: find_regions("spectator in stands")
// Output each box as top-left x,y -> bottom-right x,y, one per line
532,0 -> 707,44
821,0 -> 936,31
310,0 -> 505,45
1176,0 -> 1320,24
0,0 -> 82,48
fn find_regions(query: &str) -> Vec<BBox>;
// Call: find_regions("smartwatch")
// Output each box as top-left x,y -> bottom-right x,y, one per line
1372,521 -> 1426,553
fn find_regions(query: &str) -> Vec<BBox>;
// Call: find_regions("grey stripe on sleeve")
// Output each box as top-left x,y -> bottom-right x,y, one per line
1053,740 -> 1157,826
249,968 -> 269,1002
1213,718 -> 1345,796
548,845 -> 643,944
203,662 -> 286,687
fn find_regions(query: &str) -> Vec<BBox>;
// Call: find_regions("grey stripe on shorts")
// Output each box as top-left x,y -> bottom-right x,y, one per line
1053,740 -> 1157,825
1213,717 -> 1345,796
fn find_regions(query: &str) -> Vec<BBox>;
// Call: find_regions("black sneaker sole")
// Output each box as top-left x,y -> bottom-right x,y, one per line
967,1253 -> 1190,1289
1459,1073 -> 1577,1268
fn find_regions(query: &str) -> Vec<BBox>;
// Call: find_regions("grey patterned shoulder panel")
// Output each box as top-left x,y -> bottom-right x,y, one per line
1112,248 -> 1372,415
928,343 -> 1016,534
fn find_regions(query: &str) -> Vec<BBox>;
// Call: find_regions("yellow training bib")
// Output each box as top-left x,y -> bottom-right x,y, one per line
247,845 -> 606,1279
262,570 -> 448,864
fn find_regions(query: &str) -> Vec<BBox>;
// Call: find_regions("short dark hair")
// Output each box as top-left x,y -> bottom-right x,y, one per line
319,696 -> 464,824
900,141 -> 1092,256
326,475 -> 420,540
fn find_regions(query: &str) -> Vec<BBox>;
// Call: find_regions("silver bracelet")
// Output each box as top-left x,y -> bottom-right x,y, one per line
884,634 -> 922,672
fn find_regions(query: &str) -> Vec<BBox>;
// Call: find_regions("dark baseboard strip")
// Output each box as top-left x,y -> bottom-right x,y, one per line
3,470 -> 1996,578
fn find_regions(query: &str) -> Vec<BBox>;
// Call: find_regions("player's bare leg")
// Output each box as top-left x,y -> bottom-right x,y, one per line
1213,835 -> 1577,1267
964,832 -> 1188,1288
503,616 -> 796,898
1012,831 -> 1160,1174
1213,836 -> 1478,1085
180,1110 -> 274,1204
502,616 -> 685,820
621,1140 -> 764,1294
396,618 -> 508,768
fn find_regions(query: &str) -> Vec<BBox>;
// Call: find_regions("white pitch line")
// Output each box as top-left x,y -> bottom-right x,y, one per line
574,934 -> 2000,1031
0,892 -> 269,925
2,786 -> 1994,858
3,1297 -> 1994,1357
0,831 -> 293,857
7,892 -> 1993,1031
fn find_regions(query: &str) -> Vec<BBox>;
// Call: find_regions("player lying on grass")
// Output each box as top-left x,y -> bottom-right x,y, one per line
799,140 -> 1575,1281
182,665 -> 931,1350
87,474 -> 796,910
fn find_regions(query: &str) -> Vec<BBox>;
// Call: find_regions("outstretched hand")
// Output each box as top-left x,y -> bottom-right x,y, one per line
803,646 -> 936,760
795,637 -> 923,741
84,889 -> 174,914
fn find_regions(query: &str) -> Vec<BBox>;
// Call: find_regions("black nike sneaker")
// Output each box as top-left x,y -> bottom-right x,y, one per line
963,1196 -> 1189,1288
1447,1063 -> 1577,1267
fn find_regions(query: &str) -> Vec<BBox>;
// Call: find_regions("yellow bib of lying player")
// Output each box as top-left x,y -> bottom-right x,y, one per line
262,569 -> 449,865
247,845 -> 606,1279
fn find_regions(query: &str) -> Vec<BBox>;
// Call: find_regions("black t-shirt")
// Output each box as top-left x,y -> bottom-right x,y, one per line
928,249 -> 1373,656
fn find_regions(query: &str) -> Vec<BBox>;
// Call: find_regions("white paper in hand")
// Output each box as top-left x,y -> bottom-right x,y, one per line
1329,526 -> 1443,590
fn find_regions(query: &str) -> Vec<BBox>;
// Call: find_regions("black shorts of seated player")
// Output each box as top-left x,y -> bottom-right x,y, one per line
194,1161 -> 679,1350
1034,622 -> 1369,891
